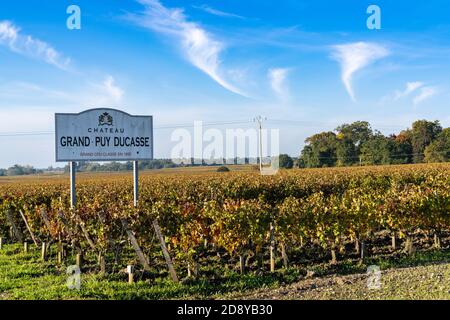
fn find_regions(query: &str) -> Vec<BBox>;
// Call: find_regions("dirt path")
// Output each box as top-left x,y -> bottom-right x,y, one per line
222,263 -> 450,300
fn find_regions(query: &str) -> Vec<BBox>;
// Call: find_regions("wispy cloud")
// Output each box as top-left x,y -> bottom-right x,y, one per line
331,42 -> 389,101
0,20 -> 71,71
86,75 -> 125,105
129,0 -> 247,97
413,86 -> 438,105
0,76 -> 124,108
101,76 -> 124,102
382,82 -> 439,106
394,81 -> 424,100
268,68 -> 290,101
192,5 -> 245,19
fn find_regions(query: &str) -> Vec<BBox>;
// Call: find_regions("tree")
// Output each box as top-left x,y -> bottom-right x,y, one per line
336,137 -> 357,166
390,132 -> 413,164
409,120 -> 442,163
360,133 -> 394,165
279,154 -> 294,169
424,128 -> 450,163
5,164 -> 39,176
300,132 -> 338,168
335,121 -> 372,152
299,146 -> 315,168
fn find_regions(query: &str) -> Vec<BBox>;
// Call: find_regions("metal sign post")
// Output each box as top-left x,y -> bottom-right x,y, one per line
70,161 -> 76,208
133,160 -> 139,207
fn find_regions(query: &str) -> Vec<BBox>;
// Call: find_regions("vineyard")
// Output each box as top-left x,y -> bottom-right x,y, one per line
0,163 -> 449,297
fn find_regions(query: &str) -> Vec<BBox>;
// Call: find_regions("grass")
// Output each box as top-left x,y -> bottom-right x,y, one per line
0,243 -> 449,300
0,243 -> 294,300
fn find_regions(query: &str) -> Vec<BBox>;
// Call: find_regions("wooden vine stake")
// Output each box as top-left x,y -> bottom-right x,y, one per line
391,233 -> 396,250
75,215 -> 96,251
187,261 -> 199,278
41,242 -> 47,261
331,248 -> 337,264
239,255 -> 245,274
76,253 -> 82,268
0,237 -> 2,250
24,242 -> 28,253
121,218 -> 151,271
152,220 -> 178,283
354,239 -> 360,255
405,235 -> 414,255
360,241 -> 367,260
19,209 -> 39,246
6,210 -> 23,243
280,243 -> 289,268
56,241 -> 63,264
434,233 -> 441,249
98,253 -> 106,275
127,265 -> 134,284
269,223 -> 275,272
40,208 -> 52,232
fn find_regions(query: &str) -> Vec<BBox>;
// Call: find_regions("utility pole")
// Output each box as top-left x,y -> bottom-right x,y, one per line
253,116 -> 267,172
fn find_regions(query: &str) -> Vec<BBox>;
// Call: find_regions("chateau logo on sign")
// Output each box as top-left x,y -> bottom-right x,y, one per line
98,112 -> 113,126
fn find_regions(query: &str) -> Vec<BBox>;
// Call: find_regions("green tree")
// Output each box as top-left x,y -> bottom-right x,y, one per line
279,154 -> 294,169
360,133 -> 394,165
336,137 -> 357,166
298,146 -> 314,168
335,121 -> 372,151
409,120 -> 442,163
424,128 -> 450,163
5,164 -> 38,176
300,132 -> 338,168
389,132 -> 413,164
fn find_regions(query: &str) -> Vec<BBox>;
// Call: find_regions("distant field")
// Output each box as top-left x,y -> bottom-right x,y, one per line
0,164 -> 256,184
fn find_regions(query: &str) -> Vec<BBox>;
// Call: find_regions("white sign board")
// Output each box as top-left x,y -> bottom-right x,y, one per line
55,108 -> 153,162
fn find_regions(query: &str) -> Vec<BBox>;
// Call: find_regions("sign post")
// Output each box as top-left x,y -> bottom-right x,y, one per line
55,108 -> 153,208
70,161 -> 76,208
133,160 -> 138,207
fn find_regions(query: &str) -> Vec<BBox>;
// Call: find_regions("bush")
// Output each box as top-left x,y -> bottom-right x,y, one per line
216,166 -> 230,172
279,154 -> 294,169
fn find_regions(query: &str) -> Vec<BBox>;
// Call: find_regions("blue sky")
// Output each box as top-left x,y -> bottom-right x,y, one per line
0,0 -> 449,167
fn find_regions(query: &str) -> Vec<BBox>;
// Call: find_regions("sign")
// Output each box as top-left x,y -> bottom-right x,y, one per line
55,108 -> 153,162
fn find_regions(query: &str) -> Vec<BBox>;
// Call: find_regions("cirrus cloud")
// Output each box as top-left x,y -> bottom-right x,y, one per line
268,68 -> 290,101
192,5 -> 245,19
129,0 -> 247,97
394,81 -> 424,100
0,20 -> 71,71
413,86 -> 438,105
331,42 -> 389,101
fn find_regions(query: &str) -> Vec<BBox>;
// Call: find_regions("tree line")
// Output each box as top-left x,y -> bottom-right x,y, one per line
0,160 -> 179,176
65,159 -> 178,172
0,165 -> 43,176
297,120 -> 449,168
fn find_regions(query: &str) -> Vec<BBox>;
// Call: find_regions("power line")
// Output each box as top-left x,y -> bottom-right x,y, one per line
0,119 -> 255,137
268,119 -> 409,130
0,131 -> 54,137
